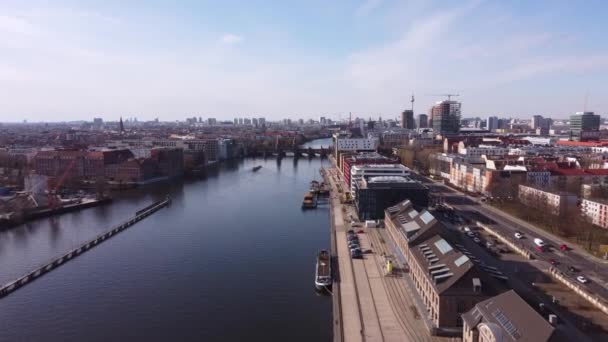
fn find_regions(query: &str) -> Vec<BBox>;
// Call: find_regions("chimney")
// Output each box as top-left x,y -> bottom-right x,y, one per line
472,278 -> 482,293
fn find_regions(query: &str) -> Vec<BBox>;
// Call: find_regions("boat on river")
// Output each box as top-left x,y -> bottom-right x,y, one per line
252,165 -> 262,172
302,192 -> 317,209
315,250 -> 332,290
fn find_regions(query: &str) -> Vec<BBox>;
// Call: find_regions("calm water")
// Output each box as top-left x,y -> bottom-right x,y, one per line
0,139 -> 332,342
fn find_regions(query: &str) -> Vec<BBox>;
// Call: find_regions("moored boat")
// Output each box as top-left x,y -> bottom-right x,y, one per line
252,165 -> 262,172
315,250 -> 332,290
302,192 -> 317,209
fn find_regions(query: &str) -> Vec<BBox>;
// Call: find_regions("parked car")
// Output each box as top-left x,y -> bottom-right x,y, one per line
463,226 -> 471,233
351,248 -> 362,259
514,232 -> 523,239
486,241 -> 495,248
576,275 -> 589,284
347,229 -> 355,235
466,232 -> 476,238
473,237 -> 482,244
568,265 -> 577,273
560,244 -> 569,251
348,241 -> 360,249
549,259 -> 558,265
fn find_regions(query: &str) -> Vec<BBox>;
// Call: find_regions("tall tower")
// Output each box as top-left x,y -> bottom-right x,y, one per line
119,117 -> 124,133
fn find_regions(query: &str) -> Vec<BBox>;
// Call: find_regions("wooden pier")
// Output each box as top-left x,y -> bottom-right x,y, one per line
0,196 -> 171,299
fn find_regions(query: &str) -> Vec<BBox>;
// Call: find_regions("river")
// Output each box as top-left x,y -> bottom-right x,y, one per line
0,139 -> 333,342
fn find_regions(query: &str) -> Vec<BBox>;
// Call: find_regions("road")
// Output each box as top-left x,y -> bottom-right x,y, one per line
415,174 -> 608,305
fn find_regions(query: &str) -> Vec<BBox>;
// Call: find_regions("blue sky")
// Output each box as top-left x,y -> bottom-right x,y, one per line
0,0 -> 607,122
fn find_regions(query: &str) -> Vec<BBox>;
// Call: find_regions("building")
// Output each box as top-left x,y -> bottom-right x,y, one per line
486,117 -> 498,132
350,164 -> 411,197
431,100 -> 461,135
340,152 -> 398,187
570,112 -> 600,138
418,114 -> 429,128
581,198 -> 608,229
462,290 -> 555,342
401,110 -> 415,129
384,200 -> 498,334
518,184 -> 577,216
150,148 -> 184,178
354,176 -> 428,220
258,117 -> 266,127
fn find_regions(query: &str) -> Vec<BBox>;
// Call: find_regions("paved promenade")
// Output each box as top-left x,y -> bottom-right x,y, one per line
325,167 -> 455,342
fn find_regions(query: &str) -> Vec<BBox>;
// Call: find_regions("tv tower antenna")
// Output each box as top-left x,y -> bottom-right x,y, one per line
410,93 -> 415,111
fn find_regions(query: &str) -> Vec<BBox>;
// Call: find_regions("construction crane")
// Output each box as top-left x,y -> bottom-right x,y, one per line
428,93 -> 460,101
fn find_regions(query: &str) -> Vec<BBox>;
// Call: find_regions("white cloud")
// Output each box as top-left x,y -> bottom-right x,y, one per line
221,33 -> 243,45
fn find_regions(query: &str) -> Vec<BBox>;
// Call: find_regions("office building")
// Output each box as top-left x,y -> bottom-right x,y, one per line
350,164 -> 411,197
487,117 -> 498,132
354,176 -> 429,220
418,114 -> 429,128
431,100 -> 461,134
570,111 -> 600,139
384,200 -> 498,333
401,110 -> 415,129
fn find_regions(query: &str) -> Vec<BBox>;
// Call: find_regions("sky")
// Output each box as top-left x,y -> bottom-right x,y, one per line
0,0 -> 607,122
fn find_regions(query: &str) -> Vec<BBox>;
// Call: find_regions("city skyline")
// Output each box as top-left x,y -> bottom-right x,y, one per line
1,0 -> 608,122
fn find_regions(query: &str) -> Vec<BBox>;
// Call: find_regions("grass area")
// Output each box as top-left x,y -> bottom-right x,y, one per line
489,200 -> 608,258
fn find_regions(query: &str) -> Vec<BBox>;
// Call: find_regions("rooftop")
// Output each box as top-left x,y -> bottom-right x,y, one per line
462,290 -> 554,342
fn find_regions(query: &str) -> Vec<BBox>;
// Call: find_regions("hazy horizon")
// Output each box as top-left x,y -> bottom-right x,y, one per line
1,0 -> 607,122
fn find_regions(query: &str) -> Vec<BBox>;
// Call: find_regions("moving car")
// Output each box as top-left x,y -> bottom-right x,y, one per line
576,275 -> 589,284
514,232 -> 523,239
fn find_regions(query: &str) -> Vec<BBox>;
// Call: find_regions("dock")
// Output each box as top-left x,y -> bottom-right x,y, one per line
323,167 -> 453,342
0,196 -> 171,298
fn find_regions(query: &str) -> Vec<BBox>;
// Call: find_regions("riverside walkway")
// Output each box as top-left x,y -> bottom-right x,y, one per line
0,196 -> 171,298
324,166 -> 456,342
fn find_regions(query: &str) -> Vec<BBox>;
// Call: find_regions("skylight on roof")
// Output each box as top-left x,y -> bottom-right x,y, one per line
420,211 -> 434,224
454,255 -> 469,267
434,239 -> 453,255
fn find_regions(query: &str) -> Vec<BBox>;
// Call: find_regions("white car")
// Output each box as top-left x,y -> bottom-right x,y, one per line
576,276 -> 589,284
463,226 -> 471,233
514,232 -> 523,239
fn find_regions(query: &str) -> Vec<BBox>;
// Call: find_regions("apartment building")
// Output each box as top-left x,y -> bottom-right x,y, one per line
518,184 -> 577,216
581,198 -> 608,229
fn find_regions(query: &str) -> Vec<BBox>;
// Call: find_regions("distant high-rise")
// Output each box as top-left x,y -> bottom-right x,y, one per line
252,118 -> 259,127
234,118 -> 238,125
258,117 -> 266,127
320,116 -> 326,125
401,110 -> 415,129
570,111 -> 600,135
431,100 -> 461,134
119,117 -> 124,133
207,118 -> 217,125
417,114 -> 428,128
238,118 -> 244,125
244,118 -> 252,125
487,116 -> 499,131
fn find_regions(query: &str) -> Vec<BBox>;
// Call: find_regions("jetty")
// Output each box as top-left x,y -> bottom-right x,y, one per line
0,196 -> 171,298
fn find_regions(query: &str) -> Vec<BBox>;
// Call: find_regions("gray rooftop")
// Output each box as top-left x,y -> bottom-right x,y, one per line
462,290 -> 554,342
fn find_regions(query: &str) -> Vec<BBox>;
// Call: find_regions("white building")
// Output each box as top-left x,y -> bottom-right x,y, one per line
350,164 -> 411,196
457,142 -> 509,158
518,184 -> 577,216
333,133 -> 378,156
581,198 -> 608,229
